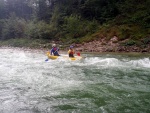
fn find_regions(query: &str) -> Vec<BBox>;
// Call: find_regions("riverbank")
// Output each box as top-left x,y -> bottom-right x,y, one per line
73,36 -> 150,53
0,37 -> 150,53
1,46 -> 150,59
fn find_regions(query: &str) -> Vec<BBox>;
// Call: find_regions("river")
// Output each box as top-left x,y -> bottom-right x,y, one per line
0,48 -> 150,113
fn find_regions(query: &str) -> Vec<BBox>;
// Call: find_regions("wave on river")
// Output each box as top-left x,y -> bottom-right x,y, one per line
0,48 -> 150,113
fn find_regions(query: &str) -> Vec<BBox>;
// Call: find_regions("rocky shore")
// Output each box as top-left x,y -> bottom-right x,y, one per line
73,36 -> 150,53
1,36 -> 150,53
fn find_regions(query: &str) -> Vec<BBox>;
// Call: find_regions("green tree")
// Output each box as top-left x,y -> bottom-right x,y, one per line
5,0 -> 33,19
1,13 -> 26,40
0,0 -> 7,19
118,0 -> 150,27
80,0 -> 120,23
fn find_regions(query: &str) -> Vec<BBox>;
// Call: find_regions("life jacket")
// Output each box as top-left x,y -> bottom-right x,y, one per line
68,49 -> 74,57
51,47 -> 59,56
53,47 -> 57,51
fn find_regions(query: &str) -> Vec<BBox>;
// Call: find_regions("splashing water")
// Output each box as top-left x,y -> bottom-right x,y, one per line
0,48 -> 150,113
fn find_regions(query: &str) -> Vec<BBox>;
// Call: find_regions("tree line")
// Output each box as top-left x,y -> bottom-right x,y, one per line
0,0 -> 149,43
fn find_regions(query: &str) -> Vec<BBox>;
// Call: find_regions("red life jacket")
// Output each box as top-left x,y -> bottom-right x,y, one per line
70,51 -> 74,55
68,49 -> 74,57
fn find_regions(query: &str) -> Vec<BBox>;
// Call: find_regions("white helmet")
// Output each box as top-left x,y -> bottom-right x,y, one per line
52,44 -> 56,47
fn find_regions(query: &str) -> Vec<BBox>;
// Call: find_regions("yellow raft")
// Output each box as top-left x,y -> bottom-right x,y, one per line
62,56 -> 82,61
46,52 -> 82,61
46,52 -> 58,60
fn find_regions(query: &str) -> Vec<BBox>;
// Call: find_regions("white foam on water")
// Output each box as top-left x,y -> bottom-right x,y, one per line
80,56 -> 150,69
127,58 -> 150,68
0,48 -> 150,113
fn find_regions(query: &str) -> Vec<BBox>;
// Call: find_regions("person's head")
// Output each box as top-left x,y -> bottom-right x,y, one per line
70,45 -> 73,49
52,44 -> 56,47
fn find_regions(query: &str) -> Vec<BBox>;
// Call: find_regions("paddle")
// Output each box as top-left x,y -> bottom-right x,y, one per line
76,52 -> 80,56
76,52 -> 86,58
45,51 -> 50,62
45,59 -> 49,61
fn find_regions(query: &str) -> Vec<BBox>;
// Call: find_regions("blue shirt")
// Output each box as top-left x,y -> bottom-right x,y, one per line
50,47 -> 60,56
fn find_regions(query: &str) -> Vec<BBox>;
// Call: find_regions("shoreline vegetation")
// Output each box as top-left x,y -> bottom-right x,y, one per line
0,37 -> 150,54
0,1 -> 150,53
1,46 -> 150,59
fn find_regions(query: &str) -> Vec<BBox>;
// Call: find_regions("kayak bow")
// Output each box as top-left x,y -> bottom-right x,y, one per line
46,52 -> 58,60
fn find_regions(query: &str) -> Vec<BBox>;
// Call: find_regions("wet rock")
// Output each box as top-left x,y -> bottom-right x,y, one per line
141,49 -> 148,52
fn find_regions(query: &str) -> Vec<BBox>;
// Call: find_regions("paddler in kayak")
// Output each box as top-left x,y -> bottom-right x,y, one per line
68,45 -> 75,57
50,44 -> 60,56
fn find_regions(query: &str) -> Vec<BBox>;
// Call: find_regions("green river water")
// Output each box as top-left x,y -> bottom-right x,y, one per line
0,48 -> 150,113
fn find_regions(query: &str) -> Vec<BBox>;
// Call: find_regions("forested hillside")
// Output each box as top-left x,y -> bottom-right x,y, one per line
0,0 -> 150,52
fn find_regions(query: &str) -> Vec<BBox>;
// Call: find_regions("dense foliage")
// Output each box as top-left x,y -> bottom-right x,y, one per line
0,0 -> 149,46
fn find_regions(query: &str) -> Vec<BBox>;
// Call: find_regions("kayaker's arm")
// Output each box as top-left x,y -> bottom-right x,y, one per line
50,48 -> 53,55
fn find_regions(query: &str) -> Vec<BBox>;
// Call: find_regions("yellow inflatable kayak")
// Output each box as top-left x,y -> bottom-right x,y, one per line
46,52 -> 83,61
46,52 -> 59,60
62,56 -> 82,61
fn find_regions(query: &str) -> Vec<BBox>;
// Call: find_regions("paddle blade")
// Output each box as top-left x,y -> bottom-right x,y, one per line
76,52 -> 80,56
45,59 -> 49,61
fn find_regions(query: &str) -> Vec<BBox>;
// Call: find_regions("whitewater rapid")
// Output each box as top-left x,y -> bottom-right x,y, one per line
0,48 -> 150,113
